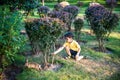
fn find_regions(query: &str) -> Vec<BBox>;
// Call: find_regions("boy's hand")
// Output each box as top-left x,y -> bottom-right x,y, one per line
51,53 -> 56,56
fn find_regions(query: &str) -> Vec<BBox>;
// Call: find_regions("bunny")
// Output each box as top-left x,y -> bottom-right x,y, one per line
25,59 -> 42,71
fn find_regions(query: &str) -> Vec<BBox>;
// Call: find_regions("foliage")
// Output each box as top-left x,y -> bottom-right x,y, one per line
85,4 -> 119,52
37,6 -> 50,17
106,0 -> 117,8
0,9 -> 26,68
23,0 -> 39,17
25,17 -> 65,64
13,54 -> 26,66
62,5 -> 79,30
76,1 -> 83,7
62,5 -> 79,19
53,4 -> 63,11
49,11 -> 72,30
73,18 -> 84,40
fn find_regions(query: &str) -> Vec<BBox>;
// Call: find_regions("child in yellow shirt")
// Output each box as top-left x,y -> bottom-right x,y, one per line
52,32 -> 83,61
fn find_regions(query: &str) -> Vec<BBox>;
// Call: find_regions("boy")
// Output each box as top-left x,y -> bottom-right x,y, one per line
52,32 -> 83,61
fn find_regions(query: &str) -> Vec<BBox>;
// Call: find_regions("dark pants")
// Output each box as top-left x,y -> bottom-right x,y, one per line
70,49 -> 77,58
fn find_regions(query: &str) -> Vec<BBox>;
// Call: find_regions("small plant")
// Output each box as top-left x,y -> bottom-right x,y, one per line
73,18 -> 84,41
85,4 -> 119,52
25,17 -> 65,65
38,6 -> 50,17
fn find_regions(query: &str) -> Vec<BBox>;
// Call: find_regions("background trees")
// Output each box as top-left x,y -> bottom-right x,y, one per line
85,4 -> 119,52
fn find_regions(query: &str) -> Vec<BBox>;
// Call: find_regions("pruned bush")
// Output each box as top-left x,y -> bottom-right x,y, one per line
54,4 -> 63,11
106,0 -> 117,7
23,0 -> 39,17
76,1 -> 83,7
38,6 -> 50,17
25,17 -> 65,64
49,11 -> 72,30
63,5 -> 79,19
106,0 -> 118,12
85,4 -> 119,52
73,18 -> 84,40
0,10 -> 26,68
62,5 -> 79,30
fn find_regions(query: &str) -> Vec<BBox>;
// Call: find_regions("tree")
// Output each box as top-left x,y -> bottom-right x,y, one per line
0,9 -> 26,69
85,4 -> 119,52
25,17 -> 65,65
73,18 -> 84,41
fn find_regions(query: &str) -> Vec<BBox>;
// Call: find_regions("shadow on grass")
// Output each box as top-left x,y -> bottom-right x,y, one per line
105,71 -> 120,80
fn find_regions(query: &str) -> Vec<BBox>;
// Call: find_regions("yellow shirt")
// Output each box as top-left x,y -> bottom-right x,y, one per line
63,40 -> 80,51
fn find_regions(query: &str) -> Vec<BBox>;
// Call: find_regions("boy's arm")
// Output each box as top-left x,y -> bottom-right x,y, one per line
53,46 -> 65,55
76,48 -> 81,56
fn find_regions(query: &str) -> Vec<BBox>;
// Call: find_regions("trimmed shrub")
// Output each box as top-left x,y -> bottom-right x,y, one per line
62,5 -> 79,30
76,1 -> 83,7
49,11 -> 72,30
63,5 -> 79,19
73,18 -> 84,40
38,6 -> 50,17
85,4 -> 119,52
25,17 -> 65,64
54,4 -> 63,11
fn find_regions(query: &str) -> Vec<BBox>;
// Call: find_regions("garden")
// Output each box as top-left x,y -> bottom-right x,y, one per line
0,0 -> 120,80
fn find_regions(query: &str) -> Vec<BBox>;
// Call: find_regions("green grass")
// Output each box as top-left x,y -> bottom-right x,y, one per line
15,1 -> 120,80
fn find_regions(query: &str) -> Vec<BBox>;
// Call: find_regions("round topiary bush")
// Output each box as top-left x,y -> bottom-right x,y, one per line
85,4 -> 119,52
62,5 -> 79,30
63,5 -> 79,19
73,18 -> 84,40
37,6 -> 50,17
49,11 -> 72,30
25,17 -> 65,65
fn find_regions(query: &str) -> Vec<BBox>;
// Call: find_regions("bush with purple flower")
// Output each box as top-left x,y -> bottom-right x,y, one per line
62,5 -> 79,19
85,4 -> 119,52
38,6 -> 50,17
49,11 -> 72,30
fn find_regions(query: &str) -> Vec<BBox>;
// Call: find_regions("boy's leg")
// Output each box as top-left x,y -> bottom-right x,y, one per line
65,46 -> 71,57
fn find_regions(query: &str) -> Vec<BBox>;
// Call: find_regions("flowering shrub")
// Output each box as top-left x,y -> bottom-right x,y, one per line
25,17 -> 65,64
63,5 -> 79,19
38,6 -> 50,17
54,4 -> 63,11
85,4 -> 119,52
49,11 -> 72,30
76,1 -> 83,7
73,18 -> 84,40
23,0 -> 39,17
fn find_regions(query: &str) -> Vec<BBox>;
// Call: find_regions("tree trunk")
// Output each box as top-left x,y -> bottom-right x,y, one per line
42,0 -> 45,6
98,38 -> 105,52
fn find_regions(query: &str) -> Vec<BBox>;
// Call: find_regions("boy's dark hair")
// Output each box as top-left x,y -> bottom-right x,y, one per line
64,32 -> 73,38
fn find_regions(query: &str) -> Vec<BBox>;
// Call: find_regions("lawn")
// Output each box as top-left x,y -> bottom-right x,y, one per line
14,0 -> 120,80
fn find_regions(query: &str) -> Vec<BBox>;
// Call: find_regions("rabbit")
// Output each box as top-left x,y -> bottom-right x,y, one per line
25,59 -> 42,71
